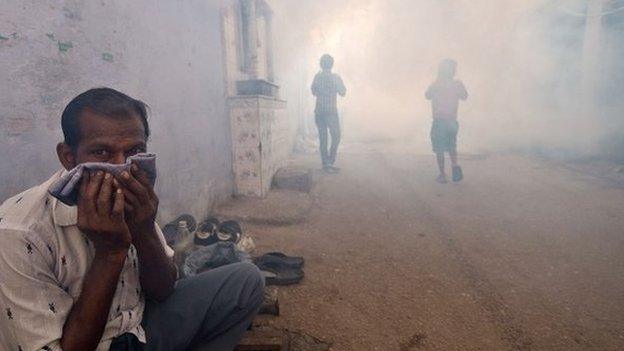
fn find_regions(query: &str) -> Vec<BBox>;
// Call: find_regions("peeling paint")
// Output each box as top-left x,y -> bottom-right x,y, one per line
102,52 -> 114,62
57,41 -> 73,52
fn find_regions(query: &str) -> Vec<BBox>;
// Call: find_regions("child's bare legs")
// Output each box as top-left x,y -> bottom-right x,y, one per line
436,152 -> 447,183
449,149 -> 464,182
436,152 -> 445,175
449,150 -> 459,167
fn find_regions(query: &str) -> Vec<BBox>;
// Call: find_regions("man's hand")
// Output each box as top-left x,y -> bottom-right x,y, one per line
116,164 -> 159,237
63,171 -> 131,350
115,163 -> 176,302
77,171 -> 131,254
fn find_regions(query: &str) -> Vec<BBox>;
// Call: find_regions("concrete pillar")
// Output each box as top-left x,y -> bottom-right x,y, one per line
241,0 -> 259,79
265,9 -> 275,82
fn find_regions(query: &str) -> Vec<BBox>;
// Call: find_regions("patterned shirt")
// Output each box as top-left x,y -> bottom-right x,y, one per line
311,71 -> 346,115
0,171 -> 174,351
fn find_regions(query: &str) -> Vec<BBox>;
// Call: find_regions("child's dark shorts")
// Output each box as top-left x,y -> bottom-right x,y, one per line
430,118 -> 459,153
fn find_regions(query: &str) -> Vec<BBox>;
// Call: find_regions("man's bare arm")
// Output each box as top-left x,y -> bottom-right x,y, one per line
61,172 -> 132,351
337,76 -> 346,97
425,84 -> 434,100
458,81 -> 468,100
132,224 -> 177,301
62,251 -> 127,350
118,165 -> 176,302
311,74 -> 320,96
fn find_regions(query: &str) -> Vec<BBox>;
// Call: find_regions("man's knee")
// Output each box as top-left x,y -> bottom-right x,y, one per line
230,262 -> 264,309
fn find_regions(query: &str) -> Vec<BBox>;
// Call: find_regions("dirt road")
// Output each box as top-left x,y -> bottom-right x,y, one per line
248,148 -> 624,350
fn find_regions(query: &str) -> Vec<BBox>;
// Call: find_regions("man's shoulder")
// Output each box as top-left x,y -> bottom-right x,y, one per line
331,72 -> 343,80
0,172 -> 61,241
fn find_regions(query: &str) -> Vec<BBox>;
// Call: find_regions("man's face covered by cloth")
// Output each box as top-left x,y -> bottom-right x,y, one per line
54,110 -> 158,230
72,110 -> 147,166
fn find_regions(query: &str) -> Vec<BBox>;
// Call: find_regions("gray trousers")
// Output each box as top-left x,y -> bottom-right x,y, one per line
110,262 -> 264,351
315,113 -> 341,166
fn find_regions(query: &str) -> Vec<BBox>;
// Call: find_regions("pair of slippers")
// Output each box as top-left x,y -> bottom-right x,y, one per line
162,214 -> 243,247
437,166 -> 464,184
254,252 -> 304,286
195,217 -> 242,246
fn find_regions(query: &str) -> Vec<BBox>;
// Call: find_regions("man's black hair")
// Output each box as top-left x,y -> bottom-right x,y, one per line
61,87 -> 150,149
320,54 -> 334,70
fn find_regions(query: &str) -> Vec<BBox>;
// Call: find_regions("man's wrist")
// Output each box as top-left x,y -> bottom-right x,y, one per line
94,248 -> 129,263
131,222 -> 158,244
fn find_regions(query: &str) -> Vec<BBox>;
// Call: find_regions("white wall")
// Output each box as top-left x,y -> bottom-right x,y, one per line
0,0 -> 235,221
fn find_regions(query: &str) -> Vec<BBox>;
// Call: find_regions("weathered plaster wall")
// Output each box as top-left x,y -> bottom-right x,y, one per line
0,0 -> 235,221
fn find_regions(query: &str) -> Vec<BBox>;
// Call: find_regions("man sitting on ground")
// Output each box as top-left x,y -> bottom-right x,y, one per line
0,88 -> 264,351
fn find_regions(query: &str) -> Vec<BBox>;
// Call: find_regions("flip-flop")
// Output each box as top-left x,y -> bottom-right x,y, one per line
255,252 -> 304,268
260,266 -> 304,286
452,166 -> 464,182
195,217 -> 219,246
216,220 -> 242,244
436,174 -> 448,184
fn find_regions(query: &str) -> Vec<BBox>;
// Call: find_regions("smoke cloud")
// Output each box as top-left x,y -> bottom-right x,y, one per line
271,0 -> 624,159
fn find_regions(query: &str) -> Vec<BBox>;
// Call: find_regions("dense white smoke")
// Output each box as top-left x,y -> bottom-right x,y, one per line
271,0 -> 624,158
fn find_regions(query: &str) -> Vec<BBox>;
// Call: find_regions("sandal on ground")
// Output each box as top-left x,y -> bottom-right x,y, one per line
436,174 -> 448,184
259,266 -> 304,286
254,252 -> 304,269
195,217 -> 220,246
216,220 -> 242,244
452,166 -> 464,182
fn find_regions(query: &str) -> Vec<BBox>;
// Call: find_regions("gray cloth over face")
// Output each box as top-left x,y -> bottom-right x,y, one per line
48,153 -> 157,206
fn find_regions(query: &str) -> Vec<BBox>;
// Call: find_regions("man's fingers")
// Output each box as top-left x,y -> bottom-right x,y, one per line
131,163 -> 152,188
86,171 -> 104,199
113,178 -> 135,212
77,172 -> 91,221
117,170 -> 148,200
123,189 -> 140,208
112,188 -> 125,220
114,177 -> 140,208
79,171 -> 89,198
97,173 -> 114,216
82,171 -> 103,214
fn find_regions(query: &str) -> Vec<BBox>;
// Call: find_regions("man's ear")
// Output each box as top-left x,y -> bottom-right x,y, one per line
56,142 -> 77,170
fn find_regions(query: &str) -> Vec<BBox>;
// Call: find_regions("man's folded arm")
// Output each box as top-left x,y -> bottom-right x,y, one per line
0,229 -> 127,351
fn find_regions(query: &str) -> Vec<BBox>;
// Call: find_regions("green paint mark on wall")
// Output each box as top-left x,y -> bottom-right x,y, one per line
102,52 -> 114,62
46,33 -> 55,41
0,34 -> 8,41
58,41 -> 73,52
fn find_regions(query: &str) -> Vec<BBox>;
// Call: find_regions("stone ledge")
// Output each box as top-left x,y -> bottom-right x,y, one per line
216,189 -> 313,226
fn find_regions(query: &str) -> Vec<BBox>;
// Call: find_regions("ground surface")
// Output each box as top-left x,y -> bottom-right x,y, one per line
241,146 -> 624,351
